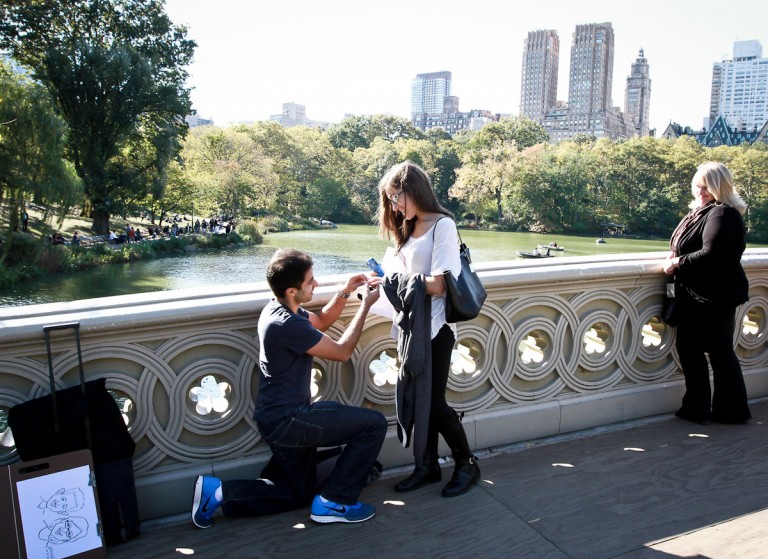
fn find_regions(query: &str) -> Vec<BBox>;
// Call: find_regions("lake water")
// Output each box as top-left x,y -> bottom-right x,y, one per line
0,225 -> 672,307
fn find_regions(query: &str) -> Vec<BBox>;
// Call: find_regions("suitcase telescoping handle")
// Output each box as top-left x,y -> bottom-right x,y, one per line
43,322 -> 87,436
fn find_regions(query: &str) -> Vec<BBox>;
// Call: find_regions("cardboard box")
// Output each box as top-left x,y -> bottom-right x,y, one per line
0,449 -> 106,559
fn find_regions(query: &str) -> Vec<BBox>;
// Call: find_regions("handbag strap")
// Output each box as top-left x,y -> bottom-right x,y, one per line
432,215 -> 461,247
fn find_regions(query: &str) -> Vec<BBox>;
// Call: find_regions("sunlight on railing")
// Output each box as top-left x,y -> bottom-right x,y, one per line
641,320 -> 664,348
518,335 -> 545,365
109,389 -> 136,428
189,375 -> 231,416
742,307 -> 764,337
369,350 -> 399,387
583,324 -> 608,355
0,408 -> 13,448
311,367 -> 323,398
451,341 -> 480,376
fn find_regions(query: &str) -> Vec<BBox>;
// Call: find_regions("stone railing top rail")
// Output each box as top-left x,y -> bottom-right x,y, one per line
2,249 -> 767,340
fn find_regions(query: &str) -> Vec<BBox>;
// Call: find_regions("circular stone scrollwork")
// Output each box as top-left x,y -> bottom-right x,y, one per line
736,300 -> 768,367
563,313 -> 625,392
509,321 -> 561,382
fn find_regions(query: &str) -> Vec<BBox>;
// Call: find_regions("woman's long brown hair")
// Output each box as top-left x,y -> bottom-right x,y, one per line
376,161 -> 452,250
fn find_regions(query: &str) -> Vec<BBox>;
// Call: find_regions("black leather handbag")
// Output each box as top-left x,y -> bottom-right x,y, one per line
441,230 -> 487,323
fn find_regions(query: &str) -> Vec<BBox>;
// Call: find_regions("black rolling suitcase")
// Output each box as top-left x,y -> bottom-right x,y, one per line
8,322 -> 140,545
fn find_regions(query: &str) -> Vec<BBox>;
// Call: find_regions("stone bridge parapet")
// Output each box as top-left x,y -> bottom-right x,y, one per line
2,250 -> 767,519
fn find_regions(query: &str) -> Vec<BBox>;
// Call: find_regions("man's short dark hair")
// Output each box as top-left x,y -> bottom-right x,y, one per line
266,249 -> 313,298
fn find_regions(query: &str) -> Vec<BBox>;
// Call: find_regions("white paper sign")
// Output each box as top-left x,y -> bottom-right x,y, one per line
16,465 -> 101,559
369,247 -> 401,319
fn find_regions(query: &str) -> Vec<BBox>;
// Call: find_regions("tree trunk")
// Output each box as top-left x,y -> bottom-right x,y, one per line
496,187 -> 503,225
92,209 -> 111,235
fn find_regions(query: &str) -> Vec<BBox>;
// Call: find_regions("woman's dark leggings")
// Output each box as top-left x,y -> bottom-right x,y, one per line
426,324 -> 472,461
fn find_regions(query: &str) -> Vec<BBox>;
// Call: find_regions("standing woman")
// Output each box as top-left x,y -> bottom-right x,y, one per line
662,161 -> 751,425
377,161 -> 480,497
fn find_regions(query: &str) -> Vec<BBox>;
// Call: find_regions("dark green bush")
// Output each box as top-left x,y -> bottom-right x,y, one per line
4,232 -> 41,267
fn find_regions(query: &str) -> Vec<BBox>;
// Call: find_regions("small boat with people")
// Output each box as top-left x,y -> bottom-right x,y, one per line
537,243 -> 564,251
517,248 -> 552,258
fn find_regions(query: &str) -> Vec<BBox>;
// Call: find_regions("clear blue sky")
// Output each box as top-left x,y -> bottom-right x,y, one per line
164,0 -> 768,134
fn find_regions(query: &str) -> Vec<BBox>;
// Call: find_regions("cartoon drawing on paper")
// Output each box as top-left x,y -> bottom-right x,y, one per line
38,487 -> 85,516
39,516 -> 89,546
16,464 -> 101,559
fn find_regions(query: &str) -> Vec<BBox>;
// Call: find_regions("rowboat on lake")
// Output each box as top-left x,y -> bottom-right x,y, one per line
537,244 -> 564,251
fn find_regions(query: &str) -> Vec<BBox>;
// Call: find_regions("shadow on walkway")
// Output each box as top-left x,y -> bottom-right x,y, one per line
109,399 -> 768,559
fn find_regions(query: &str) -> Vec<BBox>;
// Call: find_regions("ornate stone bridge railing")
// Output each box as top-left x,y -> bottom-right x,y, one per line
1,250 -> 767,520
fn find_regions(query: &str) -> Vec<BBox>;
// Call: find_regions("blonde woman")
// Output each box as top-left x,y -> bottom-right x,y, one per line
662,162 -> 751,424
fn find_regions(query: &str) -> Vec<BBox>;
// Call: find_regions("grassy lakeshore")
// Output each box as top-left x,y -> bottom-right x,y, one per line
0,205 -> 263,289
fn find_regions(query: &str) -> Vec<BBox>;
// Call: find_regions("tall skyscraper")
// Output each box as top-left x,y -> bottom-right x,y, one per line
519,30 -> 559,123
410,70 -> 497,134
567,23 -> 614,116
709,40 -> 768,131
539,22 -> 637,142
708,62 -> 724,125
411,71 -> 452,115
624,48 -> 651,137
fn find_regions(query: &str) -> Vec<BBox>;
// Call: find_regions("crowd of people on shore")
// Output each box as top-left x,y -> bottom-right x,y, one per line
34,215 -> 236,248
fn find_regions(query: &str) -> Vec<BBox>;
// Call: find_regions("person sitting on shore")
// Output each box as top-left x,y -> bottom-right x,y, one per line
71,231 -> 81,245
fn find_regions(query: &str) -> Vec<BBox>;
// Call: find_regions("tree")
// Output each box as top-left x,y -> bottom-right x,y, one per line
0,60 -> 81,249
729,144 -> 768,239
183,126 -> 278,221
0,0 -> 195,233
327,114 -> 424,151
453,141 -> 519,226
466,115 -> 549,152
350,138 -> 399,219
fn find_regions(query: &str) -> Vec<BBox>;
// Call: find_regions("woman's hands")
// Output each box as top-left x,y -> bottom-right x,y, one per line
662,255 -> 680,275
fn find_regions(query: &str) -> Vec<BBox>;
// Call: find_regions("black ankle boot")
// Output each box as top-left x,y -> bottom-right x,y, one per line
394,454 -> 442,493
442,456 -> 480,498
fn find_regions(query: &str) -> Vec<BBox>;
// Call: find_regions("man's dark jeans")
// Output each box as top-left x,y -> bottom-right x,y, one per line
257,401 -> 387,505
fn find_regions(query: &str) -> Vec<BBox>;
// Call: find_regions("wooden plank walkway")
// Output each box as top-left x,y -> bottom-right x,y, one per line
107,399 -> 768,559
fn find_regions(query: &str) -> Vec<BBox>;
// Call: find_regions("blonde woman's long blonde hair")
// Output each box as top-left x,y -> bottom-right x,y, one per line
690,161 -> 747,215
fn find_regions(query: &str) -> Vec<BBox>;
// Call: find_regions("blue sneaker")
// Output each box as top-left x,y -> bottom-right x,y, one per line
192,475 -> 222,528
310,495 -> 375,524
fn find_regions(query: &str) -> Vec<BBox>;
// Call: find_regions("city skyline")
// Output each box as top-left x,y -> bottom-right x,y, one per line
164,0 -> 768,134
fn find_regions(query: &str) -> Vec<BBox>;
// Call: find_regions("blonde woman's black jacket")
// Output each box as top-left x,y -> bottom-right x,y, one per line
674,203 -> 749,310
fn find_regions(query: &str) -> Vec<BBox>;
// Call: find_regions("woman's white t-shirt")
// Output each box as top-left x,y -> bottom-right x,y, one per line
397,217 -> 462,339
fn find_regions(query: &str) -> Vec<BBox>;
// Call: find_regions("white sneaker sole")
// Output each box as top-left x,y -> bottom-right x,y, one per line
191,476 -> 212,529
310,511 -> 374,524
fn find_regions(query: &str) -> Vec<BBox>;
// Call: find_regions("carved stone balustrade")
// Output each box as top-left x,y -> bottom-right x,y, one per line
1,250 -> 767,520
